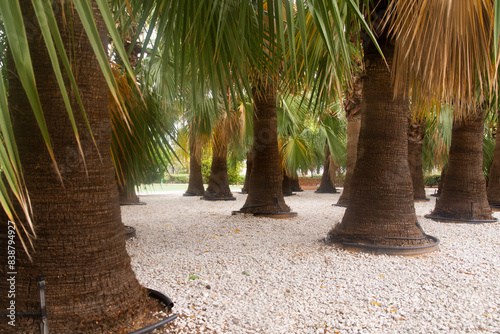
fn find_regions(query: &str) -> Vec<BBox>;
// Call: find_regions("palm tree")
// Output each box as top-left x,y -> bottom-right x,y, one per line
408,119 -> 428,201
0,0 -> 379,330
315,142 -> 338,193
239,79 -> 292,215
327,2 -> 438,253
0,1 -> 151,332
390,0 -> 497,223
184,129 -> 205,196
203,107 -> 240,201
336,80 -> 362,205
428,110 -> 494,221
487,110 -> 500,206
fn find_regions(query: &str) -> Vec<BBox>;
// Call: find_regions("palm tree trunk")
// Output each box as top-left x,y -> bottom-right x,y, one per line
282,171 -> 293,196
316,142 -> 337,193
327,43 -> 430,248
408,121 -> 428,201
0,1 -> 149,332
240,151 -> 253,194
291,176 -> 303,192
239,81 -> 290,214
487,111 -> 500,205
337,77 -> 362,206
203,139 -> 234,200
185,132 -> 205,196
430,111 -> 493,220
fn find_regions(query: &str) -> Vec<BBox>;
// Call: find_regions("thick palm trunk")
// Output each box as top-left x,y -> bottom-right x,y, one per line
291,176 -> 303,192
430,111 -> 493,220
118,178 -> 142,204
282,171 -> 294,196
239,82 -> 290,214
240,151 -> 253,194
0,1 -> 149,333
327,44 -> 430,248
316,143 -> 337,193
487,112 -> 500,205
185,133 -> 205,196
337,78 -> 362,206
203,140 -> 234,200
408,121 -> 428,201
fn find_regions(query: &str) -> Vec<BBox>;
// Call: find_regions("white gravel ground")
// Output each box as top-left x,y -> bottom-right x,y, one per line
123,189 -> 500,334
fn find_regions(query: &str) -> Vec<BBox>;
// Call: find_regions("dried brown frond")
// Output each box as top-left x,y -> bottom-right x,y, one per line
387,0 -> 495,120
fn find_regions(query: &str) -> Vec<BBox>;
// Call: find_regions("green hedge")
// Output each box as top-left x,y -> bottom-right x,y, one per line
164,174 -> 190,184
424,174 -> 440,187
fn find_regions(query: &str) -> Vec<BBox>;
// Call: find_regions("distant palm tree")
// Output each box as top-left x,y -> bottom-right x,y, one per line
408,119 -> 428,201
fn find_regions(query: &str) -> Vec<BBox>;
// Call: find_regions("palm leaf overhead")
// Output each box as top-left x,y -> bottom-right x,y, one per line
110,63 -> 178,193
0,0 -> 136,251
388,0 -> 497,116
1,0 -> 378,250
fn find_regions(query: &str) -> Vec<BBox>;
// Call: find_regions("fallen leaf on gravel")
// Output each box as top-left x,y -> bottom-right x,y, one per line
371,302 -> 381,306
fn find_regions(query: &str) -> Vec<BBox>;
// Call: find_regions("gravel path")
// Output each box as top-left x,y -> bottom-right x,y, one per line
123,189 -> 500,333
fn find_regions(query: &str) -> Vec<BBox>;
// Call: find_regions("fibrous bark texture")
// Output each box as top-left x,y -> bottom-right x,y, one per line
431,111 -> 492,220
282,172 -> 294,196
0,1 -> 150,332
291,177 -> 303,192
408,121 -> 428,200
328,43 -> 429,247
203,140 -> 234,200
487,111 -> 500,205
315,143 -> 337,193
239,81 -> 290,214
337,73 -> 362,206
240,151 -> 253,194
185,133 -> 205,196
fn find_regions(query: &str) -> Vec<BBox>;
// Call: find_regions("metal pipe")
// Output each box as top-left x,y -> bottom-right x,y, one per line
37,277 -> 49,334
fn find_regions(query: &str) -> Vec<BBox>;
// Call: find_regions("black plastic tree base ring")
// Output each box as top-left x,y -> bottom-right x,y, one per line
147,288 -> 174,311
424,214 -> 498,224
127,289 -> 177,334
183,192 -> 203,197
231,211 -> 298,219
315,190 -> 338,194
414,198 -> 430,202
489,203 -> 500,210
121,202 -> 147,206
327,235 -> 440,256
333,203 -> 347,208
430,194 -> 440,197
124,225 -> 136,239
201,196 -> 236,201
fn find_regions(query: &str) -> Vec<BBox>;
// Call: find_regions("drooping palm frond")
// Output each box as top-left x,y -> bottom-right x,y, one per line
319,109 -> 347,168
110,64 -> 178,192
422,104 -> 453,172
0,0 -> 135,252
388,0 -> 497,117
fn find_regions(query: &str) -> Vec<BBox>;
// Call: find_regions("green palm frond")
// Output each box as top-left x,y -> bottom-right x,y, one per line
0,0 -> 133,251
110,64 -> 178,191
422,105 -> 453,171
